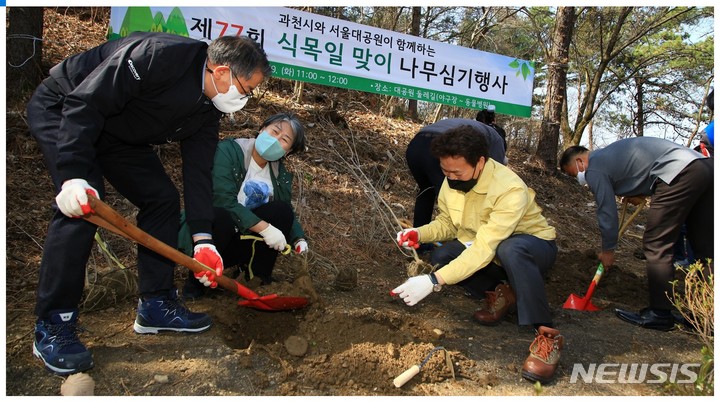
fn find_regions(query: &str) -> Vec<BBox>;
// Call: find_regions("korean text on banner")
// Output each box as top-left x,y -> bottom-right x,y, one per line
109,6 -> 535,117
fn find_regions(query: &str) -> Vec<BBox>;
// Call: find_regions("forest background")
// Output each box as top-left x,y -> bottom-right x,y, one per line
6,6 -> 715,159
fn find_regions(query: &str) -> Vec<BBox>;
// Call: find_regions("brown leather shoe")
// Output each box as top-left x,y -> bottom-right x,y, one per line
472,283 -> 516,326
522,326 -> 564,384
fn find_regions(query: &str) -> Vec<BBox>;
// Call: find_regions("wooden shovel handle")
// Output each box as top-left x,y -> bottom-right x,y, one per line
85,194 -> 262,301
618,199 -> 646,241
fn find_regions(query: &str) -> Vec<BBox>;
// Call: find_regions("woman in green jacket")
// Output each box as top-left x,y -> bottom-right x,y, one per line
180,113 -> 307,297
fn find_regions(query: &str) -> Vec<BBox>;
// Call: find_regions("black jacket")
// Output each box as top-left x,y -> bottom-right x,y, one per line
416,118 -> 507,165
47,31 -> 222,234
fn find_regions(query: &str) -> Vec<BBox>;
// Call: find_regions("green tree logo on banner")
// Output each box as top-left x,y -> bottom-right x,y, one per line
108,6 -> 189,40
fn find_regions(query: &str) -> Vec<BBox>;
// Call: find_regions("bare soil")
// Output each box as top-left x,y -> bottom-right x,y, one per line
4,8 -> 706,396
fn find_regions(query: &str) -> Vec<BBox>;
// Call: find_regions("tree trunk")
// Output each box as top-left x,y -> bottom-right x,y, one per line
535,7 -> 576,170
432,103 -> 443,123
407,6 -> 421,120
291,7 -> 315,104
7,7 -> 45,96
634,76 -> 645,137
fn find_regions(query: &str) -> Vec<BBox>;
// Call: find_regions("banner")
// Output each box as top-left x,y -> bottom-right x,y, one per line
109,7 -> 535,117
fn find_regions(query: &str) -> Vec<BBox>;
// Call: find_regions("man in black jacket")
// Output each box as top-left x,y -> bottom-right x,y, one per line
26,31 -> 270,375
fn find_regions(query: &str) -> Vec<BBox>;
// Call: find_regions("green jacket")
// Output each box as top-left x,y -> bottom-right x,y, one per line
179,137 -> 305,255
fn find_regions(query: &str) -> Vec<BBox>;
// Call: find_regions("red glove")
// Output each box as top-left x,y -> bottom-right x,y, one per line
193,242 -> 224,288
396,228 -> 420,250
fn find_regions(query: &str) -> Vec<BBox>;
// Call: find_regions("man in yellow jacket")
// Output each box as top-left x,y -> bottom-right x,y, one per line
392,125 -> 561,384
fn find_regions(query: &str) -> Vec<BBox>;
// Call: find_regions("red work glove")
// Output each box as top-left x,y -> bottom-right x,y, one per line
193,241 -> 224,288
396,228 -> 420,250
55,179 -> 98,217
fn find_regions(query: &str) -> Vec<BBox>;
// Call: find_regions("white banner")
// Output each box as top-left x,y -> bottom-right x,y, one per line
109,6 -> 535,117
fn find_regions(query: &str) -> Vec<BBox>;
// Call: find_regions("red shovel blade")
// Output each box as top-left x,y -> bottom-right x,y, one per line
563,277 -> 602,311
238,294 -> 309,311
563,263 -> 604,311
563,293 -> 601,311
231,281 -> 308,311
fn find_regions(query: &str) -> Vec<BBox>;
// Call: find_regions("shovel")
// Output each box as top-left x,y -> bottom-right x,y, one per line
83,193 -> 308,311
563,263 -> 604,311
563,198 -> 646,311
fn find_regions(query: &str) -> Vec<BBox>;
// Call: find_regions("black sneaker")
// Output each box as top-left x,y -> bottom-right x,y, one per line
33,309 -> 94,374
134,289 -> 212,334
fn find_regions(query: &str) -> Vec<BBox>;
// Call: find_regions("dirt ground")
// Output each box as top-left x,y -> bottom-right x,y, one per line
4,8 -> 708,397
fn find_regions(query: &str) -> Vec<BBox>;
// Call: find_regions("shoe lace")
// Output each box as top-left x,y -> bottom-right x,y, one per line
162,296 -> 190,317
529,333 -> 554,361
47,321 -> 85,346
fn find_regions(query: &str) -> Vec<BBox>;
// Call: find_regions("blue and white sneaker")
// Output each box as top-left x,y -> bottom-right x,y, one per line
134,289 -> 212,334
33,309 -> 94,374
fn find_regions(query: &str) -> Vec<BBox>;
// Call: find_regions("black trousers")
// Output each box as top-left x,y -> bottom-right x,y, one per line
406,133 -> 445,227
28,84 -> 180,318
431,235 -> 557,326
644,157 -> 714,310
207,201 -> 294,282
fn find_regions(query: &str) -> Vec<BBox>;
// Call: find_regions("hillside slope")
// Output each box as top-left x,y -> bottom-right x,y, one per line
4,8 -> 704,396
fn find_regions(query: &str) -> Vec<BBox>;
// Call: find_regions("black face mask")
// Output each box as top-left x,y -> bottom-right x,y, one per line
447,165 -> 478,193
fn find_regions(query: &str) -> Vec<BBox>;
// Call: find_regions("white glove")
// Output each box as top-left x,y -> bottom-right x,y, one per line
391,275 -> 434,306
259,224 -> 287,251
294,239 -> 308,254
396,228 -> 420,250
55,179 -> 99,217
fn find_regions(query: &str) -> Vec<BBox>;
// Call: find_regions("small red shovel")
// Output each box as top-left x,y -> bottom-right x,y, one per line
563,198 -> 646,311
563,263 -> 604,311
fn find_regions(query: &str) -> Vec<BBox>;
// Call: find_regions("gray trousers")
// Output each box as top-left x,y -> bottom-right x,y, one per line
432,234 -> 557,326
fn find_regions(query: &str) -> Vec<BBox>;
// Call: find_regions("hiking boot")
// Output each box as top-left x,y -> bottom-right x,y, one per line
134,289 -> 212,334
522,326 -> 564,384
473,283 -> 516,326
33,309 -> 94,374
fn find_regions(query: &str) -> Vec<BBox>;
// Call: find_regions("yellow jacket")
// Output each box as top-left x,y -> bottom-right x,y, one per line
418,159 -> 556,285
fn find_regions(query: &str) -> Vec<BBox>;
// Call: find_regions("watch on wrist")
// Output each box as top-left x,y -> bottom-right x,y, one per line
429,272 -> 442,292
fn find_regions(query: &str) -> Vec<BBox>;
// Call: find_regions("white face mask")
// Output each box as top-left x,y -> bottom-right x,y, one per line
576,161 -> 587,186
209,69 -> 249,113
